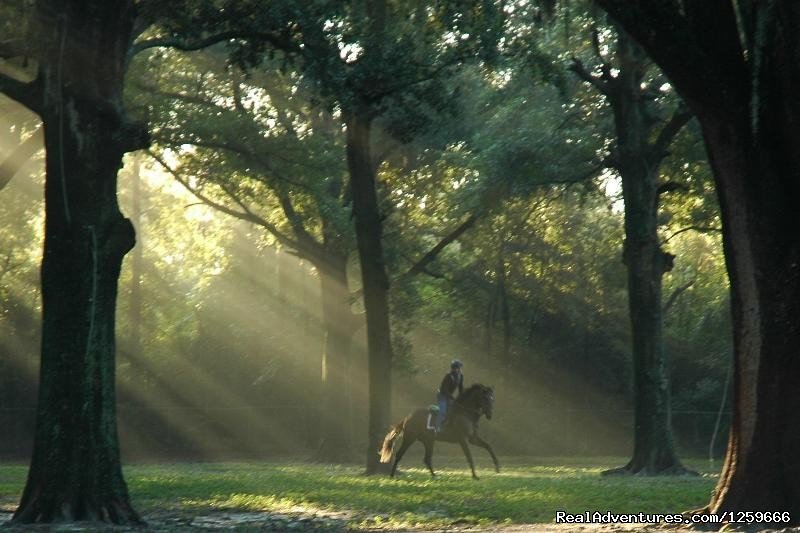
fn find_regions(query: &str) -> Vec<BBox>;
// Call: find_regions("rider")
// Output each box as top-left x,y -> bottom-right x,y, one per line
435,359 -> 464,432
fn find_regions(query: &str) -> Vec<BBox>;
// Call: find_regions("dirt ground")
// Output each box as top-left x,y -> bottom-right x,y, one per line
0,509 -> 653,531
2,508 -> 799,532
2,501 -> 799,532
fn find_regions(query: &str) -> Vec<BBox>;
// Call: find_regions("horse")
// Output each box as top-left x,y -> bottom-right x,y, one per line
379,384 -> 500,479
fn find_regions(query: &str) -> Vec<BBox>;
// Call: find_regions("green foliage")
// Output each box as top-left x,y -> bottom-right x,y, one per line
128,46 -> 355,260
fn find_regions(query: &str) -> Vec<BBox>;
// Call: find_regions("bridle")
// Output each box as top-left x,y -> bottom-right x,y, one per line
454,387 -> 494,420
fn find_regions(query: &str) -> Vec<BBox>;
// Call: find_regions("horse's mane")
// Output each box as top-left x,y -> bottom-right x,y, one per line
454,383 -> 490,406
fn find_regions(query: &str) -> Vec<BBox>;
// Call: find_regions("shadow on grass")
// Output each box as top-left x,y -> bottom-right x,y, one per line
124,461 -> 717,528
0,460 -> 719,530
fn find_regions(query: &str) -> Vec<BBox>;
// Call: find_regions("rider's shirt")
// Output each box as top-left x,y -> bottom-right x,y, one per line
438,371 -> 464,400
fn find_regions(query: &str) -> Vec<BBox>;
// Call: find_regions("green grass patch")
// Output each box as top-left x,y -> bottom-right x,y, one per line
0,458 -> 718,529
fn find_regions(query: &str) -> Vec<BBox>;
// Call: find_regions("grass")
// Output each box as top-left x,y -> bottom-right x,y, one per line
0,457 -> 718,529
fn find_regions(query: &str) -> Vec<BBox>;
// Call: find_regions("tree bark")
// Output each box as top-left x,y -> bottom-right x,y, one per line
699,109 -> 800,518
597,0 -> 800,521
345,113 -> 392,475
12,0 -> 145,524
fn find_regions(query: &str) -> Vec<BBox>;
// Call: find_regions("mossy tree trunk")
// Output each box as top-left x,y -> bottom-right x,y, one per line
573,31 -> 693,475
10,0 -> 147,524
611,35 -> 690,476
345,113 -> 393,475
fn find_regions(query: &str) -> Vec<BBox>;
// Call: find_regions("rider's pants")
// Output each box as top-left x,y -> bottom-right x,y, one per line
436,392 -> 450,431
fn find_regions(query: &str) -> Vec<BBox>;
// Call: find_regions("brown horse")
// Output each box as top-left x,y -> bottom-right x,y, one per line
379,384 -> 499,479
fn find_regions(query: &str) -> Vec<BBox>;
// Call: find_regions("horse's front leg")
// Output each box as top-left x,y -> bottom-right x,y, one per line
422,436 -> 436,477
458,438 -> 478,480
391,438 -> 415,477
469,434 -> 500,473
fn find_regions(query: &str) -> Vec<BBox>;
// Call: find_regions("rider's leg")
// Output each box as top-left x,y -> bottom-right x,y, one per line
435,394 -> 448,431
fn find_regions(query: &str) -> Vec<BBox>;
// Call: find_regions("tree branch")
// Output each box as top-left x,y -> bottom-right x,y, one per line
0,72 -> 40,113
656,181 -> 687,197
650,105 -> 694,162
134,81 -> 227,111
130,30 -> 298,58
349,211 -> 480,304
142,83 -> 324,194
231,76 -> 248,116
147,150 -> 307,256
663,280 -> 695,314
544,161 -> 610,187
274,188 -> 327,260
153,134 -> 314,193
368,50 -> 473,102
397,213 -> 479,284
663,225 -> 722,243
569,57 -> 610,96
591,25 -> 614,82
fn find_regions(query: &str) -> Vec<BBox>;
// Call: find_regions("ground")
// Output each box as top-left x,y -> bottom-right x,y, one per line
2,505 -> 799,532
0,458 -> 795,531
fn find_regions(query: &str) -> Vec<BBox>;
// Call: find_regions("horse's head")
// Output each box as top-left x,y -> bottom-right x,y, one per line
456,383 -> 495,421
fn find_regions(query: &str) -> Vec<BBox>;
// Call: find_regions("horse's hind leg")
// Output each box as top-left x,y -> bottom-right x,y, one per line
469,434 -> 500,473
458,438 -> 478,480
391,437 -> 416,477
422,437 -> 436,477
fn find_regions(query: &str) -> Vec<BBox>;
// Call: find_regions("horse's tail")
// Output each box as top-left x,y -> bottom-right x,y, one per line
379,417 -> 408,463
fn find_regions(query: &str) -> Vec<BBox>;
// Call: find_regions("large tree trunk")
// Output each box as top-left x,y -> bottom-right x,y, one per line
699,108 -> 800,519
597,0 -> 800,521
12,0 -> 145,524
345,113 -> 392,475
316,254 -> 357,462
615,166 -> 684,475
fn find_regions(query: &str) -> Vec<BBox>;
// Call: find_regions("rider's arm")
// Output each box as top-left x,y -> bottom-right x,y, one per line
439,374 -> 450,396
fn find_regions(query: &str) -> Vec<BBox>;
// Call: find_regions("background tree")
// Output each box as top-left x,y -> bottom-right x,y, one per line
133,48 -> 360,461
569,22 -> 694,475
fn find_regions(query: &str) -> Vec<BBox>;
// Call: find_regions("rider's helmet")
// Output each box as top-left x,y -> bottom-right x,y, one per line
450,359 -> 463,370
